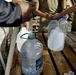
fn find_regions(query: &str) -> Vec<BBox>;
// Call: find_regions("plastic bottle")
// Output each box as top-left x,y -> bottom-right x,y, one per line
48,18 -> 59,36
64,73 -> 68,75
59,15 -> 68,36
20,32 -> 43,75
48,27 -> 65,51
16,27 -> 30,52
68,71 -> 74,75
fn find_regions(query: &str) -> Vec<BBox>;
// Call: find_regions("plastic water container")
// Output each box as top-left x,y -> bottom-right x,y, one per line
16,27 -> 30,51
64,71 -> 74,75
48,18 -> 59,36
59,16 -> 68,36
64,73 -> 68,75
48,27 -> 65,51
20,32 -> 43,75
68,71 -> 74,75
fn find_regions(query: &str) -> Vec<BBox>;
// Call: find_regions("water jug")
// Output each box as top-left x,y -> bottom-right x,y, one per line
48,27 -> 65,51
16,27 -> 30,51
20,32 -> 43,75
64,71 -> 75,75
68,71 -> 74,75
59,15 -> 68,36
48,18 -> 59,36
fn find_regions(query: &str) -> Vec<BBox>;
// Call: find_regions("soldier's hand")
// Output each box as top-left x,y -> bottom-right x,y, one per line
17,1 -> 35,22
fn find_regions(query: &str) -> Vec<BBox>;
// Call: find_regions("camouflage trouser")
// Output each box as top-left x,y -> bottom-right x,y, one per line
71,14 -> 76,31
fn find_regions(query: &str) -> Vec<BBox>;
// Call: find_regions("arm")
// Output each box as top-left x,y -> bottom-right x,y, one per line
12,0 -> 31,30
0,0 -> 22,27
60,4 -> 76,16
33,1 -> 46,18
33,1 -> 51,20
0,0 -> 35,27
53,4 -> 76,18
60,0 -> 67,10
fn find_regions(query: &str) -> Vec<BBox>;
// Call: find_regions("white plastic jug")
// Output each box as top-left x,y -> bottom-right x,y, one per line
16,27 -> 30,52
48,27 -> 65,51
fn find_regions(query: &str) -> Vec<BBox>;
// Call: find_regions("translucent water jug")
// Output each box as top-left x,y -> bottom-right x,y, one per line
68,71 -> 74,75
59,15 -> 68,36
48,18 -> 59,36
64,71 -> 75,75
16,27 -> 30,51
20,32 -> 43,75
48,27 -> 65,51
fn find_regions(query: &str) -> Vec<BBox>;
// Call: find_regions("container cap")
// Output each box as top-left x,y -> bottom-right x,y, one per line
51,18 -> 56,20
61,15 -> 66,19
28,33 -> 36,40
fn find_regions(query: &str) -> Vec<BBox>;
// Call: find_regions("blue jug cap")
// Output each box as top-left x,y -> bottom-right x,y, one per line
61,15 -> 66,19
51,18 -> 56,20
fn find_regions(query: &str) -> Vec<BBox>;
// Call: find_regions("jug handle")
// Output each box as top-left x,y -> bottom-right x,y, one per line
20,33 -> 29,39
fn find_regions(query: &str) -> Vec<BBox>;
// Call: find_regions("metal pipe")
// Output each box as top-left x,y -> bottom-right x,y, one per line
5,27 -> 19,75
